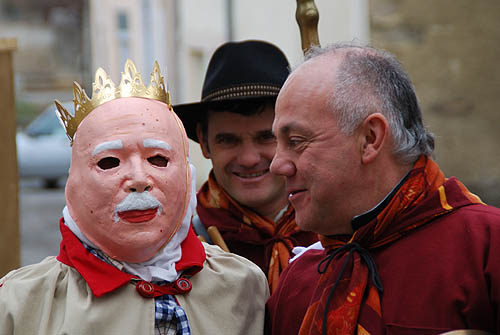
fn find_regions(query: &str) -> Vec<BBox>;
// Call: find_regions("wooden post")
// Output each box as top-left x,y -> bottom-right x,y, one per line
0,38 -> 20,276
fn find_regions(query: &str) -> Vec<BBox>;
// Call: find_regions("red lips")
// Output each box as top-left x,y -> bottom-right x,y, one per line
118,208 -> 158,223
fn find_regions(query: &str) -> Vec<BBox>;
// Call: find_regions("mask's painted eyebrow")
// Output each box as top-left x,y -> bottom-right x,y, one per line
92,140 -> 123,156
143,138 -> 171,150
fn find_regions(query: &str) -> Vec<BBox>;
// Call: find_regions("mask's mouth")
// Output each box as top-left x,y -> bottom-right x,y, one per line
118,207 -> 159,223
114,191 -> 163,223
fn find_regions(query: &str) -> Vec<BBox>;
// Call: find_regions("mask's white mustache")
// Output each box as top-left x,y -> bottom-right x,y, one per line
114,191 -> 163,222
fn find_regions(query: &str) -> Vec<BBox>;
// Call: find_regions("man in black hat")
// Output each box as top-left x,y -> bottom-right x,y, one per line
174,40 -> 317,292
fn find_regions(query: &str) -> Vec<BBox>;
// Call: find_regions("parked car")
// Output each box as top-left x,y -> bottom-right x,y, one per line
17,102 -> 73,188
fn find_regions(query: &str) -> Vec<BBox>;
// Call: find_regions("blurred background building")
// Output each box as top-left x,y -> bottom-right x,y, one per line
1,0 -> 499,199
1,0 -> 370,189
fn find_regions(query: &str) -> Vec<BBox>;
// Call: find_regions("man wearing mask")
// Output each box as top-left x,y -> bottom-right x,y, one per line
0,60 -> 268,334
174,40 -> 317,292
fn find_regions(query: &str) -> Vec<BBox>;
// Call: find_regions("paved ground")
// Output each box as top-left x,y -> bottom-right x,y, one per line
19,178 -> 66,266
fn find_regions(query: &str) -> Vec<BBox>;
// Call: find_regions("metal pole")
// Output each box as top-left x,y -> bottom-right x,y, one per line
296,0 -> 320,54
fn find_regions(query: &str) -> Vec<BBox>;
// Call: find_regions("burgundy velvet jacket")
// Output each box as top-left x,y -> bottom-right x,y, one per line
266,185 -> 500,334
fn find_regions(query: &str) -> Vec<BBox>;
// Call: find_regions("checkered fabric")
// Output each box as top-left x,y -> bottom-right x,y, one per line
154,293 -> 191,335
83,244 -> 191,335
84,244 -> 125,270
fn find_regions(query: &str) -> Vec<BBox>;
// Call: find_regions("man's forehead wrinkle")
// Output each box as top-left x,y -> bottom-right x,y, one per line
92,140 -> 123,156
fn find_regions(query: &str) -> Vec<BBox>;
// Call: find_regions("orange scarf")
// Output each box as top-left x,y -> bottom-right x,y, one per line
299,155 -> 482,335
197,171 -> 303,292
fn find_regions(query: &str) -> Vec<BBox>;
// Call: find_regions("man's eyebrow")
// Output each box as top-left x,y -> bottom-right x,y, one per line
255,129 -> 275,137
275,122 -> 297,136
143,139 -> 171,150
214,132 -> 238,139
92,140 -> 123,156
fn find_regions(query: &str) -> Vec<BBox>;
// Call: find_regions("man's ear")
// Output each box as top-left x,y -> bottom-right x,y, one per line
196,123 -> 211,159
359,113 -> 389,165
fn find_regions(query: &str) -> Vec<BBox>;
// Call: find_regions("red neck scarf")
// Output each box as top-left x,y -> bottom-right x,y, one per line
57,219 -> 205,297
197,171 -> 302,293
299,156 -> 482,335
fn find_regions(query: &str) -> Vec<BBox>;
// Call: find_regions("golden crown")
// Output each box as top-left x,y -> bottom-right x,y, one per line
55,59 -> 171,145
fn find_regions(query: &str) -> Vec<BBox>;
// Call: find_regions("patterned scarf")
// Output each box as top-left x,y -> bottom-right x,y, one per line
299,155 -> 482,335
197,171 -> 302,293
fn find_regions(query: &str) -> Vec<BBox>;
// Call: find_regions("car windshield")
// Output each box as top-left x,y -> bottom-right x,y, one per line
24,103 -> 71,137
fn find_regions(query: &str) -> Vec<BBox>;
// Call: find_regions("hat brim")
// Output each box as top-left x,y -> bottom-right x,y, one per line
173,96 -> 277,143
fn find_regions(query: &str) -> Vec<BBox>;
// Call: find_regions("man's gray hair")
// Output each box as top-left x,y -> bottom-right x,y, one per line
302,43 -> 434,165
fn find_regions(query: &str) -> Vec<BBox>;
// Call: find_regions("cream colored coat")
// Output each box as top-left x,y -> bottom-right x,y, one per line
0,243 -> 269,335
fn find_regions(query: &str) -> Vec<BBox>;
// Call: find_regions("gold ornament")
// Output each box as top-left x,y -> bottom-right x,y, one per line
55,59 -> 171,145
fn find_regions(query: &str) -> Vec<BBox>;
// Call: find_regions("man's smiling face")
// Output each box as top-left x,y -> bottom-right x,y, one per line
65,97 -> 190,263
198,106 -> 287,217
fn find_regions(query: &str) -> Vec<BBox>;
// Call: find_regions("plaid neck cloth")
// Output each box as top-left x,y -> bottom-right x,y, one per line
84,244 -> 191,335
154,289 -> 191,335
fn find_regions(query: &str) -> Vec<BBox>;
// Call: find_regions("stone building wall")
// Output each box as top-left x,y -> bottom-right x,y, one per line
1,1 -> 83,125
370,0 -> 500,206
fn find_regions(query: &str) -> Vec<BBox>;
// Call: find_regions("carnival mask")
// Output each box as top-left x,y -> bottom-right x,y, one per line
65,97 -> 191,262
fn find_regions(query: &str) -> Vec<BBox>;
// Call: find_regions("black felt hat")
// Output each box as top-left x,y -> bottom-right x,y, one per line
173,40 -> 290,142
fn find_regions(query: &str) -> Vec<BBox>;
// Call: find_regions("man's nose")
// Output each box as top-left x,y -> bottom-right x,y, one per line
236,143 -> 261,167
270,151 -> 296,177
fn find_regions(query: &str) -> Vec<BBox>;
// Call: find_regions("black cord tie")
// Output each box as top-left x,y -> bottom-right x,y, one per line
317,242 -> 383,335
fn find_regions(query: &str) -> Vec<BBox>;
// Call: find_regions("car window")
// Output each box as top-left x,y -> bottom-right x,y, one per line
25,103 -> 72,137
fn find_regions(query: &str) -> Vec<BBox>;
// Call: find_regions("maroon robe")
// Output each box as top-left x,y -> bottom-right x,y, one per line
266,186 -> 500,334
196,201 -> 318,274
